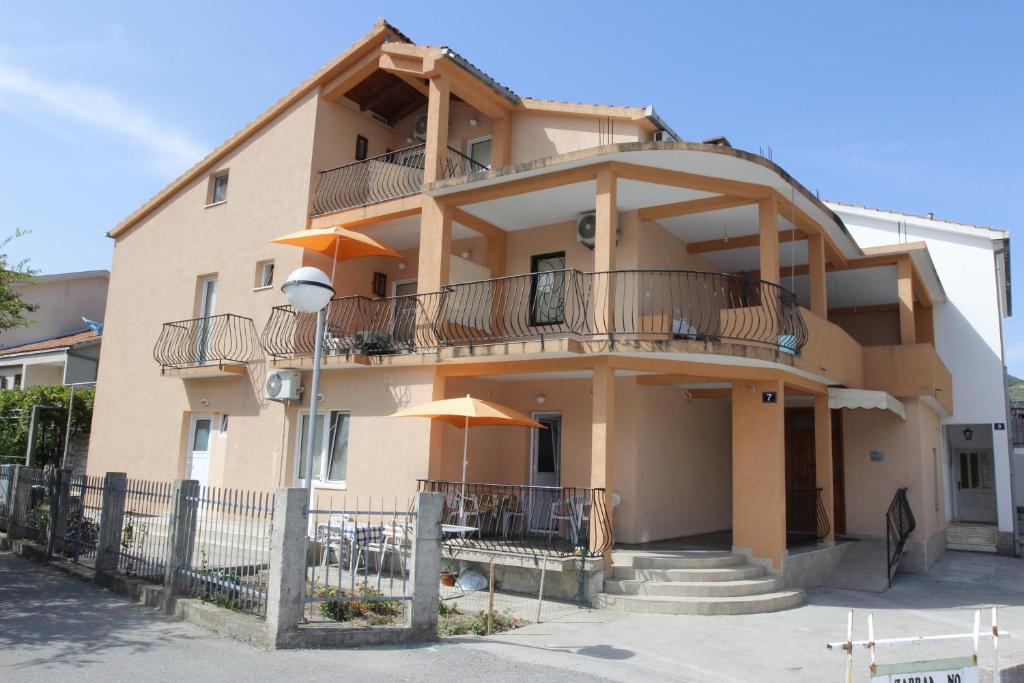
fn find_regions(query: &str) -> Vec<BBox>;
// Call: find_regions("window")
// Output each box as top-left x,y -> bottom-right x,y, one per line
295,411 -> 350,485
355,135 -> 369,161
220,414 -> 229,434
13,373 -> 21,388
255,260 -> 275,289
529,252 -> 567,326
207,171 -> 229,205
467,136 -> 492,170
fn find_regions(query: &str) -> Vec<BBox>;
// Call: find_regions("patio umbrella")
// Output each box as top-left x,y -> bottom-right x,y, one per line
271,225 -> 403,282
390,395 -> 546,524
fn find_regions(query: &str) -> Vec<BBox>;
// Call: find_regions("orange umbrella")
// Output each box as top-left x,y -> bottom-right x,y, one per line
391,395 -> 545,523
271,225 -> 402,282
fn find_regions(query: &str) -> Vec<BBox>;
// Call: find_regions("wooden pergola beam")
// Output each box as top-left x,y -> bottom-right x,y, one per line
609,161 -> 769,199
687,230 -> 806,254
636,194 -> 757,222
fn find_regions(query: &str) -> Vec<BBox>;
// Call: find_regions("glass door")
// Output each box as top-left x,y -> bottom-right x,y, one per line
196,277 -> 218,364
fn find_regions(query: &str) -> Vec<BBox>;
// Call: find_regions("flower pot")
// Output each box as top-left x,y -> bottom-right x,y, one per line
440,571 -> 457,587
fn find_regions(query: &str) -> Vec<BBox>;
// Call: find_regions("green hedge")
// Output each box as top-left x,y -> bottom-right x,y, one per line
0,386 -> 94,467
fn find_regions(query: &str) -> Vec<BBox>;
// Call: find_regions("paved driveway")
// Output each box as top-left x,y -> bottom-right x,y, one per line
1,549 -> 1022,682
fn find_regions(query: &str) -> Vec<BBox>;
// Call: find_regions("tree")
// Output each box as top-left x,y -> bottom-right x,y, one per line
0,229 -> 38,332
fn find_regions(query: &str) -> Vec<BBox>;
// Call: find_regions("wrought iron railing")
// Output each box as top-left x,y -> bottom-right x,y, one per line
311,144 -> 488,215
786,486 -> 830,545
416,479 -> 613,559
262,269 -> 808,359
153,314 -> 262,370
885,487 -> 915,588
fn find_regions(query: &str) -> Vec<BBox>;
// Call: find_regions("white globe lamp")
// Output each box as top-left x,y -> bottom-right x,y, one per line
281,266 -> 334,313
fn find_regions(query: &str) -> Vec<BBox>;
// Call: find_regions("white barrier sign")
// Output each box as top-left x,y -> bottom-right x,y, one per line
871,656 -> 978,683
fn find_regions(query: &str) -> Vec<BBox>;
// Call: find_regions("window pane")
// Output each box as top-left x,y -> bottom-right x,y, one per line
959,452 -> 969,489
192,419 -> 212,451
261,263 -> 274,287
213,174 -> 228,203
470,138 -> 492,169
326,413 -> 349,482
297,413 -> 324,480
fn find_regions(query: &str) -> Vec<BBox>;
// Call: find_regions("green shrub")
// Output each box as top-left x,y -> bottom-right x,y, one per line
316,584 -> 402,624
437,604 -> 526,636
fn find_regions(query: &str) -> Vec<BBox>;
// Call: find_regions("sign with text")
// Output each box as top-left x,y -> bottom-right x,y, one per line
994,422 -> 1006,431
870,656 -> 978,683
762,391 -> 778,404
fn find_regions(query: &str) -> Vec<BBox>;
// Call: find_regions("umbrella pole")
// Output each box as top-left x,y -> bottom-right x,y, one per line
330,238 -> 339,286
459,415 -> 469,525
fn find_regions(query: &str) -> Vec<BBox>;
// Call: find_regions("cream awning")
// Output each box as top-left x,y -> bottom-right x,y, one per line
828,388 -> 906,420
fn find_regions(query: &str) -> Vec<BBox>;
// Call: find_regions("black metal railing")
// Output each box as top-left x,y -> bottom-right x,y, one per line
416,479 -> 613,559
153,314 -> 262,370
786,487 -> 831,545
262,269 -> 808,359
311,144 -> 488,215
885,487 -> 915,588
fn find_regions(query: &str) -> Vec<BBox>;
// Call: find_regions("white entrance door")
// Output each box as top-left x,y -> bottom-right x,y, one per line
529,413 -> 562,532
187,415 -> 213,487
196,277 -> 218,364
954,450 -> 997,523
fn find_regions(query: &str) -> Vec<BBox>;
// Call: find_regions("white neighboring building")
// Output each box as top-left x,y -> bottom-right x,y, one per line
0,271 -> 109,388
826,202 -> 1015,553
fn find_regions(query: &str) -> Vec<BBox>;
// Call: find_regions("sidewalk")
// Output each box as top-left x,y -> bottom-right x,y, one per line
2,548 -> 1022,682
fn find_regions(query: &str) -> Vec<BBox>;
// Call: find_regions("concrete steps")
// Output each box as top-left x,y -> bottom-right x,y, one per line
594,551 -> 803,615
946,523 -> 998,553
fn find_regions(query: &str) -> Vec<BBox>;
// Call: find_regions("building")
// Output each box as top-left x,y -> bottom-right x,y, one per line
86,20 -> 1014,609
0,270 -> 108,388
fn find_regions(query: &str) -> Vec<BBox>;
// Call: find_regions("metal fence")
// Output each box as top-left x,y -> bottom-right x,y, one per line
117,478 -> 174,580
786,486 -> 831,545
0,464 -> 12,531
61,474 -> 104,566
153,313 -> 262,370
19,468 -> 49,543
417,480 -> 612,559
305,501 -> 416,626
176,486 -> 275,617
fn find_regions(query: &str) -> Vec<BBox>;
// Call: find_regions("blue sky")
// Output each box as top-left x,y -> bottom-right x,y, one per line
1,2 -> 1021,368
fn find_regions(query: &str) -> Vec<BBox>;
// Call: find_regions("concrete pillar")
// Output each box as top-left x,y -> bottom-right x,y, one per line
8,465 -> 35,541
162,479 -> 200,606
409,491 -> 444,640
731,379 -> 787,569
897,257 -> 916,344
486,230 -> 507,277
266,487 -> 310,645
46,468 -> 72,560
423,76 -> 450,184
491,116 -> 511,168
807,232 -> 828,318
758,195 -> 780,284
590,364 -> 615,562
594,169 -> 617,335
417,198 -> 452,295
95,472 -> 127,573
813,395 -> 835,544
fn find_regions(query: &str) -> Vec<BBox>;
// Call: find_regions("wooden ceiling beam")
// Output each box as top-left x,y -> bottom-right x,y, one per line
452,208 -> 504,237
608,161 -> 770,199
687,230 -> 807,254
322,49 -> 382,102
636,194 -> 757,222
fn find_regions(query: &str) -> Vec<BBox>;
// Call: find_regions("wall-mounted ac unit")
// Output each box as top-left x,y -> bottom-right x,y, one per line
576,211 -> 620,250
265,370 -> 301,402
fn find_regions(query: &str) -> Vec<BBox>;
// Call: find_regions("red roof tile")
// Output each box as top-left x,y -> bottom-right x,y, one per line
0,329 -> 99,357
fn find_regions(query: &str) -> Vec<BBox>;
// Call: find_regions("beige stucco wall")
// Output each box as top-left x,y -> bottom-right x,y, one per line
87,90 -> 321,486
1,274 -> 108,348
830,309 -> 900,347
510,112 -> 647,165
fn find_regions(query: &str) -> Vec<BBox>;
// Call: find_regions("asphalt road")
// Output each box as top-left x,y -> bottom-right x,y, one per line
2,548 -> 1024,682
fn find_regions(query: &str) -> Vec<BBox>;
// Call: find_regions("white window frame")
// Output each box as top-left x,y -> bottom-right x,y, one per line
254,260 -> 275,290
206,171 -> 229,207
293,410 -> 350,490
466,135 -> 493,170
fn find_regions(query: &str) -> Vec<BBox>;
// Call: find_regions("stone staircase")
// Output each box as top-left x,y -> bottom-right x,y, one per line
946,522 -> 998,553
592,550 -> 804,615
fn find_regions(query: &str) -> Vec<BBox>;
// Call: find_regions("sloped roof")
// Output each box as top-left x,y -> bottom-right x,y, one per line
0,329 -> 99,357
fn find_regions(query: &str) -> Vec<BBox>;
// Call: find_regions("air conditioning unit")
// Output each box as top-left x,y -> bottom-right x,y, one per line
575,211 -> 621,250
413,113 -> 429,141
265,370 -> 301,402
653,130 -> 675,143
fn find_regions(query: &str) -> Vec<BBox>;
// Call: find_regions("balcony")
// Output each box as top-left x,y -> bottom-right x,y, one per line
153,314 -> 262,377
261,269 -> 808,362
311,143 -> 488,216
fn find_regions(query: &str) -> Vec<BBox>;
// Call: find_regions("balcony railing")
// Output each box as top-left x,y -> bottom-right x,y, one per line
153,314 -> 262,370
786,486 -> 831,545
417,479 -> 613,558
311,143 -> 488,216
262,269 -> 808,360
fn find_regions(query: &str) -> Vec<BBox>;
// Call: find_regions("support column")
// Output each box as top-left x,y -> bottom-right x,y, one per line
95,472 -> 126,573
491,116 -> 511,168
409,491 -> 444,640
423,76 -> 450,184
807,232 -> 828,318
417,198 -> 451,294
594,169 -> 617,335
486,230 -> 507,277
897,257 -> 916,344
591,363 -> 615,562
426,372 -> 446,480
813,394 -> 835,544
731,378 -> 787,569
162,479 -> 200,609
265,487 -> 309,647
758,195 -> 780,284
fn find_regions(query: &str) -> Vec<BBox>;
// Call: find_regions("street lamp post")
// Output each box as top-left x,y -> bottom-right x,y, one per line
281,267 -> 335,505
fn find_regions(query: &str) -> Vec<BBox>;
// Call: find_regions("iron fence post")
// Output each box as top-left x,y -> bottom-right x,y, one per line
265,487 -> 309,647
409,491 -> 443,640
96,472 -> 127,573
162,479 -> 199,610
45,468 -> 72,560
